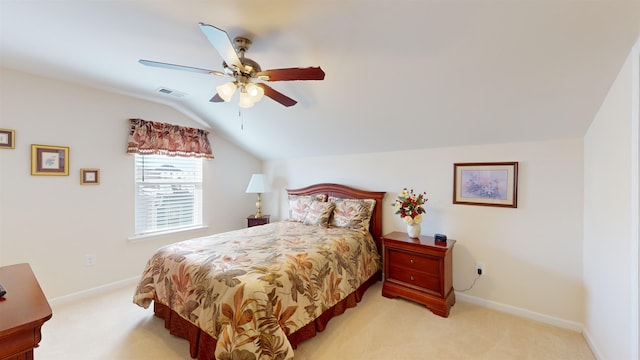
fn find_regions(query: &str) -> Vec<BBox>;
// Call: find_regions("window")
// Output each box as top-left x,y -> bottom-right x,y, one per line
134,154 -> 203,235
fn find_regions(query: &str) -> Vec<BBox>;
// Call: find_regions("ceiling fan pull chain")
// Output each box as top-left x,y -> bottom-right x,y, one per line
239,108 -> 244,130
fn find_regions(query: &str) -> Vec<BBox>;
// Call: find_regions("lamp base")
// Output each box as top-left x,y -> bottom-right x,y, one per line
255,193 -> 262,219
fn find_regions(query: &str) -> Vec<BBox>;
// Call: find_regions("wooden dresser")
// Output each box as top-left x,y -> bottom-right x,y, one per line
381,232 -> 456,317
0,263 -> 52,360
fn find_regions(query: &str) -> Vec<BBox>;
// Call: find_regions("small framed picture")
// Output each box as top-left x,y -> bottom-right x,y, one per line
80,168 -> 100,185
453,162 -> 518,208
31,144 -> 70,176
0,129 -> 15,149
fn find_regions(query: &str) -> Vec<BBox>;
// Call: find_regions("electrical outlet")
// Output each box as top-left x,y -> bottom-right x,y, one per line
85,254 -> 96,266
475,262 -> 485,276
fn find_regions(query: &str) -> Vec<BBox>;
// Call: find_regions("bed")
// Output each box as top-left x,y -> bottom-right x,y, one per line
133,183 -> 385,360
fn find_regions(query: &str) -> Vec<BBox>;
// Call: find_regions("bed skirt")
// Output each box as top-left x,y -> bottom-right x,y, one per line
152,271 -> 381,360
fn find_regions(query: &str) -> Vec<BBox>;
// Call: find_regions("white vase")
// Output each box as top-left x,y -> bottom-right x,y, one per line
407,223 -> 421,238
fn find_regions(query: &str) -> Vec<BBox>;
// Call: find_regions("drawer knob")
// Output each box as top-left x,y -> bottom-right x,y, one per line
410,259 -> 414,264
410,275 -> 415,281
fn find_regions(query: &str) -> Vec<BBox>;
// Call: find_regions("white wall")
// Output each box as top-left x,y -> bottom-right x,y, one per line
583,41 -> 639,360
0,68 -> 262,298
263,138 -> 585,325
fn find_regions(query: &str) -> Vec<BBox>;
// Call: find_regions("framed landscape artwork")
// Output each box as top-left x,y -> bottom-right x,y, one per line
453,162 -> 518,208
31,144 -> 69,176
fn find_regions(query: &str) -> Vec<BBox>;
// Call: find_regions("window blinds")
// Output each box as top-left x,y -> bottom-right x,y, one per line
134,154 -> 203,235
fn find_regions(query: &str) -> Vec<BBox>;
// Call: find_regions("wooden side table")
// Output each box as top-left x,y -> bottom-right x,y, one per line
381,231 -> 456,317
0,263 -> 52,360
247,215 -> 270,227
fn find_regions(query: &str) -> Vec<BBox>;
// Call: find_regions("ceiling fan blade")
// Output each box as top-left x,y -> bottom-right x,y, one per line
257,67 -> 325,81
139,59 -> 227,77
256,83 -> 297,107
210,93 -> 224,103
198,23 -> 244,71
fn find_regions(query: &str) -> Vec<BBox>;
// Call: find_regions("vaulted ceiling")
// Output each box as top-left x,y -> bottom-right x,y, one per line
1,1 -> 639,160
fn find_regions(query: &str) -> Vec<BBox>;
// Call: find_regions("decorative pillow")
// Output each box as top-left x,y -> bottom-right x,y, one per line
328,197 -> 376,232
288,194 -> 327,222
303,201 -> 336,227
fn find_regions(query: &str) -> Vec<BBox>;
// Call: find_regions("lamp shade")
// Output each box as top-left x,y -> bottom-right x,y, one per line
245,83 -> 265,102
245,174 -> 266,193
239,91 -> 256,108
216,82 -> 237,102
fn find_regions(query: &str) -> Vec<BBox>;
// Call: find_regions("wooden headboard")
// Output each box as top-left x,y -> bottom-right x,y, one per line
287,183 -> 386,254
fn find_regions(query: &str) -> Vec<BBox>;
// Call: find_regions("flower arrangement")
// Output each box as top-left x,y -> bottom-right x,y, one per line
392,188 -> 428,225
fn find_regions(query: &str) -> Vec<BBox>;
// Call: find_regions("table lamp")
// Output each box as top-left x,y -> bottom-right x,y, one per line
245,173 -> 266,218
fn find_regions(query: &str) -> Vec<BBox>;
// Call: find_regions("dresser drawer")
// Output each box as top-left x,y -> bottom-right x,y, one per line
388,265 -> 441,293
387,249 -> 440,275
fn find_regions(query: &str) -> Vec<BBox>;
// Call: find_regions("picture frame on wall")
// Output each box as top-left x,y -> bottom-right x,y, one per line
80,168 -> 100,185
453,162 -> 518,208
0,129 -> 15,149
31,144 -> 69,176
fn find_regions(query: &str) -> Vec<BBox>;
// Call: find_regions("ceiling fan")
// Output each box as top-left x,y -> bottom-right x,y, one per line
139,23 -> 325,108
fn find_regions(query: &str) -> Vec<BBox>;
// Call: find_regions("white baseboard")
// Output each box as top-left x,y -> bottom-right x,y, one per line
49,276 -> 140,308
455,291 -> 584,332
582,328 -> 604,360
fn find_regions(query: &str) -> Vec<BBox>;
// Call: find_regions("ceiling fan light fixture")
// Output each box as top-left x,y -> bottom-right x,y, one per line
239,91 -> 256,108
245,83 -> 264,102
216,81 -> 237,102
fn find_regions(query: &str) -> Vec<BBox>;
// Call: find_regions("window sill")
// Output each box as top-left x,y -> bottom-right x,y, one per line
128,225 -> 208,242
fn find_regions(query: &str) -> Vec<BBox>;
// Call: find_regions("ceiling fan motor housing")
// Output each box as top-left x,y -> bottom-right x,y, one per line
222,57 -> 261,78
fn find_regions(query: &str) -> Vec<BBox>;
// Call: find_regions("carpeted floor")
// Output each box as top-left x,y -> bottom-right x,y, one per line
36,281 -> 594,359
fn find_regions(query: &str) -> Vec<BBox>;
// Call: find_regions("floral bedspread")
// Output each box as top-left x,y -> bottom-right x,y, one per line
133,221 -> 381,360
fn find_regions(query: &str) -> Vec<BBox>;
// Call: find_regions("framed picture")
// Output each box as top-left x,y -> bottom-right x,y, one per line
0,129 -> 15,149
453,162 -> 518,208
31,144 -> 69,176
80,168 -> 100,185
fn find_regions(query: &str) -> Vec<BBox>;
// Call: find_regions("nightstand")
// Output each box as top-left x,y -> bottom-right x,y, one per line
247,215 -> 270,227
381,231 -> 456,317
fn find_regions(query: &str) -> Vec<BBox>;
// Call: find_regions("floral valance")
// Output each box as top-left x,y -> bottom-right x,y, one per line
127,118 -> 214,159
